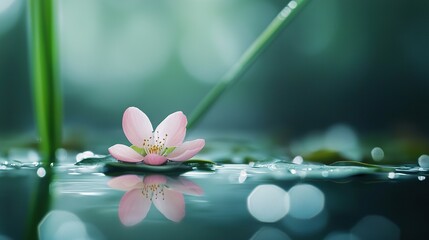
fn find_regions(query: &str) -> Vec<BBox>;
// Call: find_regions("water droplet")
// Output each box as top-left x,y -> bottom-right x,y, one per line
1,160 -> 23,169
76,151 -> 95,162
371,147 -> 384,162
387,172 -> 396,179
288,1 -> 298,9
292,156 -> 303,165
418,154 -> 429,168
238,170 -> 247,183
268,164 -> 278,170
280,8 -> 291,18
418,176 -> 426,181
37,167 -> 46,178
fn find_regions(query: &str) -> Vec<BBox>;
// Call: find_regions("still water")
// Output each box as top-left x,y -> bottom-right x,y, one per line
1,141 -> 429,240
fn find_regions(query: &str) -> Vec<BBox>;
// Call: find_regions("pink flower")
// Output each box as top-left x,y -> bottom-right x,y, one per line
108,107 -> 205,165
108,174 -> 204,226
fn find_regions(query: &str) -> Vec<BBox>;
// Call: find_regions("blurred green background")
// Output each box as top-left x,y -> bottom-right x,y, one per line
1,0 -> 429,148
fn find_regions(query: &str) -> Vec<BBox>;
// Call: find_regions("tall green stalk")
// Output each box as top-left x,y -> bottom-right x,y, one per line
25,168 -> 53,240
188,0 -> 310,129
26,0 -> 60,238
28,0 -> 62,164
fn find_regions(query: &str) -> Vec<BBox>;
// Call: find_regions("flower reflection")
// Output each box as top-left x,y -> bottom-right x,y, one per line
108,174 -> 203,226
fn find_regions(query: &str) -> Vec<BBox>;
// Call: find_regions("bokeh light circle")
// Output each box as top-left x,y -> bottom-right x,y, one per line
288,184 -> 325,219
247,184 -> 289,223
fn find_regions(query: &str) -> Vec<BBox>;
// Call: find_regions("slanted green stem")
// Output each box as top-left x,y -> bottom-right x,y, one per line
28,0 -> 62,163
188,0 -> 310,129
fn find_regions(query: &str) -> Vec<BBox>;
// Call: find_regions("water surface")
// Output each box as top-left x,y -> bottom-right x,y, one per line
1,141 -> 428,240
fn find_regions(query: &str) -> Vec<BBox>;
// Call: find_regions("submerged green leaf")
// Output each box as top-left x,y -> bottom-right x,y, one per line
183,159 -> 217,171
303,149 -> 351,165
75,156 -> 116,166
329,161 -> 394,172
183,159 -> 216,165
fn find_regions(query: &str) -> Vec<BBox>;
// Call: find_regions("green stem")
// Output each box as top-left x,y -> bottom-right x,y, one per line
25,167 -> 53,240
28,0 -> 62,163
188,0 -> 310,129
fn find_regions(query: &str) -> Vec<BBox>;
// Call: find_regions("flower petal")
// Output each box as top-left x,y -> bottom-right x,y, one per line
109,144 -> 144,163
143,154 -> 168,165
153,188 -> 185,222
123,107 -> 153,147
168,177 -> 204,196
108,175 -> 142,191
167,139 -> 205,161
143,175 -> 168,185
119,189 -> 151,226
154,111 -> 187,147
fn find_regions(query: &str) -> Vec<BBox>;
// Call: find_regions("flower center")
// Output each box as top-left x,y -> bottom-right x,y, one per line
142,131 -> 168,156
141,184 -> 165,201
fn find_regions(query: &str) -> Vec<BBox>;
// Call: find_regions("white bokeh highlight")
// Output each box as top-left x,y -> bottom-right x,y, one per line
288,184 -> 325,219
371,147 -> 384,162
418,154 -> 429,168
247,184 -> 289,223
351,215 -> 400,240
38,210 -> 91,240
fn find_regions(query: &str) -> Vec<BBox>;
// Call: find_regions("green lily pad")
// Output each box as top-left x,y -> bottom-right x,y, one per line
103,162 -> 193,175
75,154 -> 216,175
103,159 -> 216,175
